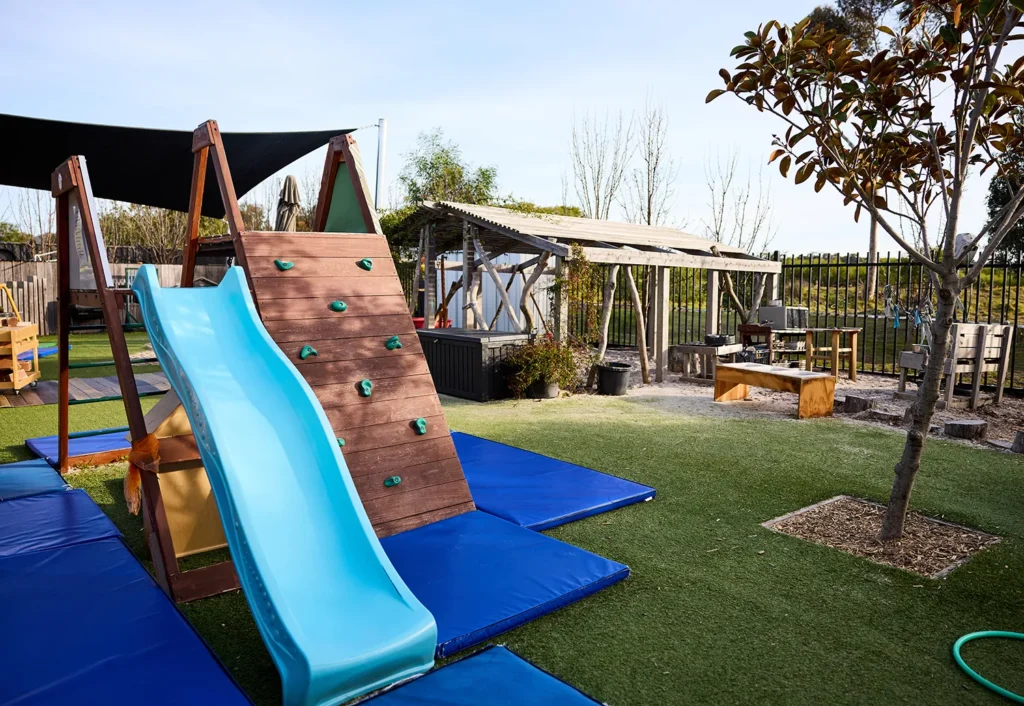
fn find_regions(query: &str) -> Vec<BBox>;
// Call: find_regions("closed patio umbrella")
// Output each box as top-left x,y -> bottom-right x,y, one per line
274,175 -> 301,231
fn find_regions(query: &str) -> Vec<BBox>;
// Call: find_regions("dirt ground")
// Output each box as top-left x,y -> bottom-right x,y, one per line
601,348 -> 1024,448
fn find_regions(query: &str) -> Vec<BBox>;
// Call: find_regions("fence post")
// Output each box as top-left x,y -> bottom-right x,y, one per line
552,256 -> 569,342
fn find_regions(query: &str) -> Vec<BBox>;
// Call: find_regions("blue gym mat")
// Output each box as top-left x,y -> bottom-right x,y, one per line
26,429 -> 130,466
454,432 -> 656,530
382,510 -> 628,657
0,458 -> 68,501
0,538 -> 252,705
364,645 -> 601,705
18,345 -> 62,361
0,489 -> 119,558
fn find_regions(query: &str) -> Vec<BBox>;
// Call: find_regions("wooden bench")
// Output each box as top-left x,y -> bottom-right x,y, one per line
896,323 -> 1012,409
714,362 -> 835,419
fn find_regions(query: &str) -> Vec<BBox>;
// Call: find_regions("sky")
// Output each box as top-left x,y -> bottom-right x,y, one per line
0,0 -> 997,255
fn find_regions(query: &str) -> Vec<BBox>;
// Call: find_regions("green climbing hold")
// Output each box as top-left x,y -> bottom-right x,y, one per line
357,258 -> 373,271
384,475 -> 402,488
299,345 -> 318,360
414,417 -> 427,435
359,379 -> 373,397
337,438 -> 345,447
386,335 -> 403,351
329,300 -> 348,313
274,259 -> 294,271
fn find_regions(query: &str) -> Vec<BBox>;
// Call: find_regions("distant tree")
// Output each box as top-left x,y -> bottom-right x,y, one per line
987,153 -> 1024,256
0,222 -> 30,243
623,99 -> 678,227
502,199 -> 585,217
399,129 -> 498,205
569,110 -> 634,220
239,203 -> 269,231
806,5 -> 854,35
99,203 -> 223,263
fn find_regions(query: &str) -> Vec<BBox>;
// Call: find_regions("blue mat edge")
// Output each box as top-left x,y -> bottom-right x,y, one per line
453,431 -> 657,530
437,564 -> 630,657
360,644 -> 602,704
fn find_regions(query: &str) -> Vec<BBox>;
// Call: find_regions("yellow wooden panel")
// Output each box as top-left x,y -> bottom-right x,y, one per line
156,465 -> 227,558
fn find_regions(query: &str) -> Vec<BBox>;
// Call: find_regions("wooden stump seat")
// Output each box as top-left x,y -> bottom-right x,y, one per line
714,362 -> 835,419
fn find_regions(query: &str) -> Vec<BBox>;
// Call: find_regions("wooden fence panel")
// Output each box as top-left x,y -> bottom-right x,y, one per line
2,277 -> 52,334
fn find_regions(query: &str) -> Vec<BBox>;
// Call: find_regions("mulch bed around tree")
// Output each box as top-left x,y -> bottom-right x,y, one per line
763,496 -> 1000,578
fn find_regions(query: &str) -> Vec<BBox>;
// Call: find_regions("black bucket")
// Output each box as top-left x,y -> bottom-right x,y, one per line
597,362 -> 631,395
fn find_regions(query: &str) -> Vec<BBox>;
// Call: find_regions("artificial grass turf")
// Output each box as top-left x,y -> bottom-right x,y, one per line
34,331 -> 161,380
9,393 -> 1024,704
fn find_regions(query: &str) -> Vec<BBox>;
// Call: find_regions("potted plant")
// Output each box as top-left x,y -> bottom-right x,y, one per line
506,337 -> 580,399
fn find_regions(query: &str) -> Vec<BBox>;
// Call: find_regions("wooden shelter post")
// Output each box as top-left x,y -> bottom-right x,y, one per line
654,266 -> 671,382
56,192 -> 70,475
424,223 -> 435,329
552,256 -> 569,342
706,270 -> 720,336
461,222 -> 476,329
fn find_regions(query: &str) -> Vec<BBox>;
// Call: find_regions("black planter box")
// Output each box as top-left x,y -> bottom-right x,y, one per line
416,328 -> 532,402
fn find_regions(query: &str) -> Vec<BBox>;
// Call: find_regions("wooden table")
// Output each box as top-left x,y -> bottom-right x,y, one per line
737,325 -> 807,365
670,342 -> 744,381
714,362 -> 835,419
804,328 -> 860,381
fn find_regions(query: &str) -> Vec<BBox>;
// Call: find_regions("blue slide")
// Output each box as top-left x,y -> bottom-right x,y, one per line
132,266 -> 436,706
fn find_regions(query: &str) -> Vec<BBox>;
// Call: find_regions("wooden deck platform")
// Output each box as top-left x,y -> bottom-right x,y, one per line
0,372 -> 169,408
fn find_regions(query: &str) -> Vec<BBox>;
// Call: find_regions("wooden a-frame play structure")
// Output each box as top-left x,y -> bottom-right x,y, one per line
52,121 -> 473,603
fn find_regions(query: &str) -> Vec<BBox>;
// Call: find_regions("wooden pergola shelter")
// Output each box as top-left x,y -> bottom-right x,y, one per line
407,201 -> 783,381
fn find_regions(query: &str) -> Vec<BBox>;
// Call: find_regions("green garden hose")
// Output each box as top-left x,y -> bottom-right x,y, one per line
953,631 -> 1024,703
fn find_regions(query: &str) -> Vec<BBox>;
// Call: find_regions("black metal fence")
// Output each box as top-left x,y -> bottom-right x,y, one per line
399,251 -> 1024,393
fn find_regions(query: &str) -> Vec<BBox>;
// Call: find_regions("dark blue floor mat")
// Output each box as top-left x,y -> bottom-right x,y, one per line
364,645 -> 601,705
455,431 -> 655,530
0,489 -> 120,558
0,538 -> 252,705
0,458 -> 68,501
25,429 -> 129,466
383,510 -> 628,657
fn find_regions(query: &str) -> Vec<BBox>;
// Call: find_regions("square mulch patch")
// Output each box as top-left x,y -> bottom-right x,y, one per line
763,495 -> 1000,578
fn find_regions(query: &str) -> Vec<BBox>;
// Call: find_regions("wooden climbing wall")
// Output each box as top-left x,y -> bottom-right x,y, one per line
238,230 -> 475,537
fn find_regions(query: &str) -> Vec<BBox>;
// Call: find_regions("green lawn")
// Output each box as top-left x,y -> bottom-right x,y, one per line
1,391 -> 1022,704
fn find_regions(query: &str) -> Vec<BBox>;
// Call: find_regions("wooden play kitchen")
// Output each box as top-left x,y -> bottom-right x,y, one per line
0,284 -> 41,393
714,362 -> 835,419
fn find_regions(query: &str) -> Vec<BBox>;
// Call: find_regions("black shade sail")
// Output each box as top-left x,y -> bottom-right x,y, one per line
1,113 -> 352,217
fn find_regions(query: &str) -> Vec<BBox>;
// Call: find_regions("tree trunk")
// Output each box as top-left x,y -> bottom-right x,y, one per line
866,215 -> 878,298
587,265 -> 620,389
880,278 -> 958,541
624,267 -> 650,384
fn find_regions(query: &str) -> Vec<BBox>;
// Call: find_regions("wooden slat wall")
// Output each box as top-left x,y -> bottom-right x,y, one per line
238,231 -> 475,537
2,278 -> 52,334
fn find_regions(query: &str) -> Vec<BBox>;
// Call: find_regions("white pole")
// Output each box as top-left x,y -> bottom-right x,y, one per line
375,118 -> 387,208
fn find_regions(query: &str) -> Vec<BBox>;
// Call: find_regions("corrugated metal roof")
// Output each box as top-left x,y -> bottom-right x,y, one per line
428,201 -> 750,257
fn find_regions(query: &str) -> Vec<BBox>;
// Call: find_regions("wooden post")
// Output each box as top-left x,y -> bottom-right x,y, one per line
462,223 -> 475,329
180,146 -> 209,288
995,325 -> 1011,405
409,227 -> 424,316
552,256 -> 569,342
473,238 -> 522,331
423,224 -> 435,329
706,270 -> 720,336
654,266 -> 671,382
518,252 -> 550,333
764,271 -> 779,303
970,324 -> 988,409
56,192 -> 70,475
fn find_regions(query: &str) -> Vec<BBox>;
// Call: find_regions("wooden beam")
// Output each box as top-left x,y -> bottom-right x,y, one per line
196,121 -> 244,237
519,252 -> 550,333
180,147 -> 209,288
313,136 -> 343,232
55,192 -> 70,475
625,267 -> 650,384
337,134 -> 383,234
473,237 -> 523,331
580,246 -> 781,273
